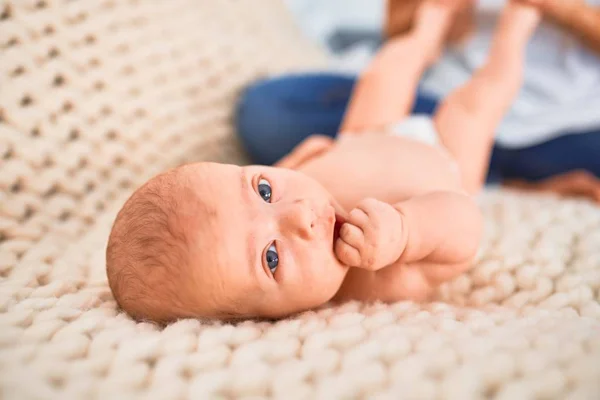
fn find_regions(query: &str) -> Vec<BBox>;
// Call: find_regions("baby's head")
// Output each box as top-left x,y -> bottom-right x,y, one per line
106,162 -> 348,323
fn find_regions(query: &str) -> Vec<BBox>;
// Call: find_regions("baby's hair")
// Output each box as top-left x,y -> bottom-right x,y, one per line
106,164 -> 251,323
106,168 -> 193,323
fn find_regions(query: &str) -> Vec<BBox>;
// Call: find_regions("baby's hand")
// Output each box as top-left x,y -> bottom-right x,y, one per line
335,198 -> 404,270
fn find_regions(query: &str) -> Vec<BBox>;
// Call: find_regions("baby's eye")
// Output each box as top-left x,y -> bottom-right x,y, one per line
265,242 -> 279,274
258,178 -> 272,203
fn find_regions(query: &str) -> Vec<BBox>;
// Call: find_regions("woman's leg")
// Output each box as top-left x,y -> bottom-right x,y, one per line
235,73 -> 355,165
412,91 -> 440,115
492,130 -> 600,181
492,129 -> 600,202
235,72 -> 442,165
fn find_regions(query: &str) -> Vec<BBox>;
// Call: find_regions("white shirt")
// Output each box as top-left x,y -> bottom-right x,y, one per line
420,0 -> 600,148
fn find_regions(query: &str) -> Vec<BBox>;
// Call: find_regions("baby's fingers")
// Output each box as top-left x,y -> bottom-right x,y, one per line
335,238 -> 361,267
339,223 -> 364,249
348,207 -> 369,229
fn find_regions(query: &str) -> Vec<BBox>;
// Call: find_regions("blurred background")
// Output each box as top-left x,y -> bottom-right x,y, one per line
235,0 -> 600,199
283,0 -> 385,73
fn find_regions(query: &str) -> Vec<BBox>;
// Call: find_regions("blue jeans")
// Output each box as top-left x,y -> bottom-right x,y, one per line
235,73 -> 600,182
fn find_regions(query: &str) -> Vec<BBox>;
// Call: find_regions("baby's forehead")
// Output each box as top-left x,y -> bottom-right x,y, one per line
177,164 -> 244,212
189,188 -> 250,262
177,162 -> 253,250
190,207 -> 256,301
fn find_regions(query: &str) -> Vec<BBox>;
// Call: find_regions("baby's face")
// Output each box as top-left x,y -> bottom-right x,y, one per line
184,163 -> 349,319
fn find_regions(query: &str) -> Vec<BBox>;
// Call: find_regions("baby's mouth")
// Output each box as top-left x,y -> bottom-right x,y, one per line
328,197 -> 348,250
332,212 -> 346,248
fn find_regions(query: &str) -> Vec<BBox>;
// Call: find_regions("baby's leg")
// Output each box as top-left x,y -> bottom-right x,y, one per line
433,1 -> 541,194
340,2 -> 458,133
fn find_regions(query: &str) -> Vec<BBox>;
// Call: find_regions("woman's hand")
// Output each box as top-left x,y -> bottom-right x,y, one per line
514,0 -> 600,55
385,0 -> 475,44
515,0 -> 583,16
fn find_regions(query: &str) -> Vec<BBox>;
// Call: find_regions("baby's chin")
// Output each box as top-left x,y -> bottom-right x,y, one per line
307,257 -> 349,303
259,294 -> 335,320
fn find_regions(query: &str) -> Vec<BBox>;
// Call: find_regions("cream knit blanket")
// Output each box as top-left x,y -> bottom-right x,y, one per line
1,1 -> 599,399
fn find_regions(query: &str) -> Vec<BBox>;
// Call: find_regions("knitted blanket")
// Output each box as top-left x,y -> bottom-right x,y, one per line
1,1 -> 599,399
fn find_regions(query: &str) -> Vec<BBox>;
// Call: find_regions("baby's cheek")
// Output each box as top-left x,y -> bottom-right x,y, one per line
299,264 -> 338,301
321,259 -> 348,296
288,243 -> 347,305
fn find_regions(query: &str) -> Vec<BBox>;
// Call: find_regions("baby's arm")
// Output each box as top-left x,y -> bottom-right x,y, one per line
274,135 -> 334,170
335,192 -> 482,302
393,191 -> 482,265
336,191 -> 482,270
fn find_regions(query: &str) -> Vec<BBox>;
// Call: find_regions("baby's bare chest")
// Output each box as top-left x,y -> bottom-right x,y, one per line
299,134 -> 461,210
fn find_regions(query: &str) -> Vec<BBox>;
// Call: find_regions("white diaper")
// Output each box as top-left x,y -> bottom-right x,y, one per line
386,114 -> 441,147
387,114 -> 460,174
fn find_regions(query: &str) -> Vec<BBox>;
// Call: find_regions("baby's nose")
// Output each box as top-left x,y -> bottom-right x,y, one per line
280,199 -> 316,240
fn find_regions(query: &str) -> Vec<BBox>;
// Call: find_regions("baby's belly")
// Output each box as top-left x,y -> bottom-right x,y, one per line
299,134 -> 463,210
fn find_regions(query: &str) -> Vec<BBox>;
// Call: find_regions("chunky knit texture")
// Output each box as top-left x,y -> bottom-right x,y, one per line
1,1 -> 599,399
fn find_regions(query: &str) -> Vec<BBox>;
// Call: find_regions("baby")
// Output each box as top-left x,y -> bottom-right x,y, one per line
107,0 -> 541,323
